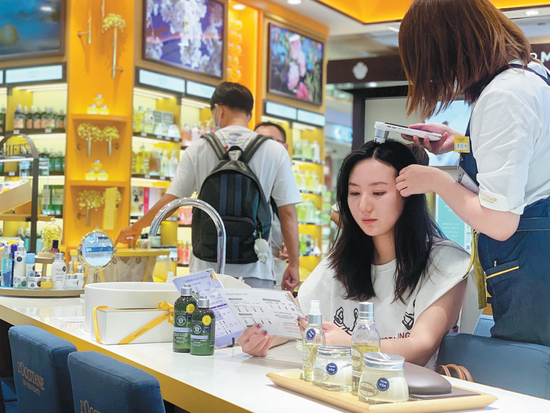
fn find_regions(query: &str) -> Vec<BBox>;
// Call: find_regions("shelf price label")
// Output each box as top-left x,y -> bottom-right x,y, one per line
144,174 -> 150,179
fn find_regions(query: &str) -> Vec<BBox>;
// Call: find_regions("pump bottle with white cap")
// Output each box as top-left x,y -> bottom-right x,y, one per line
302,300 -> 326,382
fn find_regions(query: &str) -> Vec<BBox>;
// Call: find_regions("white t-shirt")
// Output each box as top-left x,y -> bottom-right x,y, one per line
298,239 -> 480,368
167,125 -> 302,281
470,61 -> 550,214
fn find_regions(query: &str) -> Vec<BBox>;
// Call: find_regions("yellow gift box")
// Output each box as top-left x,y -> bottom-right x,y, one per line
93,302 -> 173,345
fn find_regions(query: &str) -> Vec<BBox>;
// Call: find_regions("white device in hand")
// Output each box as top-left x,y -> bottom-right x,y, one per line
374,121 -> 442,142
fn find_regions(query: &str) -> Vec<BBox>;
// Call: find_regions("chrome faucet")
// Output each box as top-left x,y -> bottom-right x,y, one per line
149,198 -> 226,274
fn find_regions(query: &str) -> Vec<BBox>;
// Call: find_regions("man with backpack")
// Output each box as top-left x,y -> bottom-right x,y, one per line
116,82 -> 302,289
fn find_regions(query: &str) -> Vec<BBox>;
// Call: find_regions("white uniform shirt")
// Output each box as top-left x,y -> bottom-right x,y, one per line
470,61 -> 550,214
167,125 -> 302,281
298,240 -> 480,368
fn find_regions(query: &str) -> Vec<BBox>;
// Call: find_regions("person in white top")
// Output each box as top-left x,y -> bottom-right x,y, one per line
397,0 -> 550,346
238,140 -> 479,366
115,82 -> 302,288
254,121 -> 299,291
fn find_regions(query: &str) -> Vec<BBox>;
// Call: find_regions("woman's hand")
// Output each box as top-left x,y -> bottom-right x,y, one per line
322,322 -> 351,346
237,324 -> 276,357
402,123 -> 462,155
396,165 -> 454,197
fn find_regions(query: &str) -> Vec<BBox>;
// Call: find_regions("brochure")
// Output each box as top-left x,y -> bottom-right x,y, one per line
219,289 -> 304,339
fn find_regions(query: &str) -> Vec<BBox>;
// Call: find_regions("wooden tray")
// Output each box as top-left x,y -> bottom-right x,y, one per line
0,288 -> 83,298
266,370 -> 497,413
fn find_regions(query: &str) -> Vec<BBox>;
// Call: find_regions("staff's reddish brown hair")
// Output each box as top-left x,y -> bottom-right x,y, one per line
399,0 -> 531,118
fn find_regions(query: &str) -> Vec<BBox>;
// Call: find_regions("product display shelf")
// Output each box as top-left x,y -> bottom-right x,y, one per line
133,131 -> 181,143
292,158 -> 325,166
0,134 -> 42,252
8,128 -> 66,136
68,179 -> 126,187
0,214 -> 63,222
0,171 -> 64,178
179,223 -> 192,228
300,189 -> 323,196
131,173 -> 172,182
71,114 -> 131,123
0,288 -> 83,298
177,263 -> 190,268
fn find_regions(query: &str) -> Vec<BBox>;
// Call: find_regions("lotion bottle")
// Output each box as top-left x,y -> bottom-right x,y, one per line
302,300 -> 325,382
1,246 -> 13,288
173,284 -> 197,353
75,264 -> 85,289
190,296 -> 215,356
12,244 -> 27,289
51,252 -> 66,290
26,253 -> 38,289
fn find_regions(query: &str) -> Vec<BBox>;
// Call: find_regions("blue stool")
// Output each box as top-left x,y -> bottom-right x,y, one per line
437,332 -> 550,399
8,325 -> 76,413
68,352 -> 165,413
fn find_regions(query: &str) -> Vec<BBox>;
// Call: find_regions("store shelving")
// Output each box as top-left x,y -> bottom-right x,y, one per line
133,131 -> 181,143
71,114 -> 131,123
0,214 -> 63,222
131,174 -> 172,182
8,128 -> 66,136
68,179 -> 126,187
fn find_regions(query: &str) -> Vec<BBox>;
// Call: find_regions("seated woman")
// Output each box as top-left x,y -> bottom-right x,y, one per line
238,140 -> 480,367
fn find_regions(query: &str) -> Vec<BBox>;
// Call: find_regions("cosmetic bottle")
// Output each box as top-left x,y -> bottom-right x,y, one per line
26,253 -> 39,289
1,246 -> 13,288
190,296 -> 215,356
41,272 -> 52,291
75,264 -> 85,289
173,284 -> 197,353
12,244 -> 27,289
51,252 -> 66,290
351,302 -> 381,395
303,300 -> 326,382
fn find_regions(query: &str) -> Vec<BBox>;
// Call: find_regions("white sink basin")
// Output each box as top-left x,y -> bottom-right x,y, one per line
84,282 -> 179,332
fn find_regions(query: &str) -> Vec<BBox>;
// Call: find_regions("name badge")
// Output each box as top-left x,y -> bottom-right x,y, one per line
454,136 -> 470,153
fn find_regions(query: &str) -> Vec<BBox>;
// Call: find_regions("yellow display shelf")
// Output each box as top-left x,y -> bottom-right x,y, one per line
70,114 -> 131,123
68,180 -> 126,187
0,214 -> 63,222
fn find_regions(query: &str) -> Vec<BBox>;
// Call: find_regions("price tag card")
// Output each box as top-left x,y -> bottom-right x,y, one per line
219,289 -> 304,339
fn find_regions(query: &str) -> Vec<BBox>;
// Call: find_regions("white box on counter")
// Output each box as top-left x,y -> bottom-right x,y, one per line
93,307 -> 172,345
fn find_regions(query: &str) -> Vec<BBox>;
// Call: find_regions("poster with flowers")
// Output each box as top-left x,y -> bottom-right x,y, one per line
268,24 -> 324,106
144,0 -> 224,78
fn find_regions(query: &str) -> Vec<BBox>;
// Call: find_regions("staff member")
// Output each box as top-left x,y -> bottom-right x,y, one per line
396,0 -> 550,347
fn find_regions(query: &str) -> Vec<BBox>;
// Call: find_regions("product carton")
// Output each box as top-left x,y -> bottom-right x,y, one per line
93,307 -> 172,345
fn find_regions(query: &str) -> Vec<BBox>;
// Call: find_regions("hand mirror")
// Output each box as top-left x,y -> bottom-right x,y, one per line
77,230 -> 115,270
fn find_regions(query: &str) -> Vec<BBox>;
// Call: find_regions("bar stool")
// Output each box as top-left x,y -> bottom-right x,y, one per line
68,352 -> 165,413
8,325 -> 76,413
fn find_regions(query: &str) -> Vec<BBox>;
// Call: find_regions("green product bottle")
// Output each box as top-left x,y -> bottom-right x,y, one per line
190,296 -> 215,356
173,284 -> 197,353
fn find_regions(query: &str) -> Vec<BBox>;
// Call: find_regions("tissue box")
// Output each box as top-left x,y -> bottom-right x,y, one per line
93,307 -> 172,345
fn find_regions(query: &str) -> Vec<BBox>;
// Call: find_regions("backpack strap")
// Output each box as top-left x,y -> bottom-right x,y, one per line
201,133 -> 226,160
240,134 -> 271,163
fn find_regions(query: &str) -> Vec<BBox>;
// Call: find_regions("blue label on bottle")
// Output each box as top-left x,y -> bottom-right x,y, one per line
326,363 -> 338,376
377,378 -> 390,392
306,329 -> 316,340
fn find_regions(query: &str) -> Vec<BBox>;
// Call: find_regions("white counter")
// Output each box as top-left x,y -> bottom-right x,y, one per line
1,296 -> 550,413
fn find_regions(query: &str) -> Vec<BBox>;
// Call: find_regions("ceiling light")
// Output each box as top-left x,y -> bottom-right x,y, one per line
16,83 -> 68,92
368,82 -> 378,87
232,4 -> 245,10
180,98 -> 210,109
134,87 -> 176,100
287,0 -> 302,5
525,10 -> 540,17
40,6 -> 53,12
387,25 -> 400,33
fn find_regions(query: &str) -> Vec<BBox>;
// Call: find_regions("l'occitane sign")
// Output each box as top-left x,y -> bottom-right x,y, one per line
314,0 -> 550,24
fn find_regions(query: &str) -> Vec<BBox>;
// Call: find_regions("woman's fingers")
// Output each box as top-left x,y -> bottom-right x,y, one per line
237,324 -> 263,346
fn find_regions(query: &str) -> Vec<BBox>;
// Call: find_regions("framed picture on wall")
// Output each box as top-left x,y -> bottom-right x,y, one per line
0,0 -> 65,61
268,23 -> 324,106
143,0 -> 225,79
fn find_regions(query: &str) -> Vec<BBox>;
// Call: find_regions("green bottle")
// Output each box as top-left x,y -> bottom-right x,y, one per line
173,284 -> 197,353
190,296 -> 215,356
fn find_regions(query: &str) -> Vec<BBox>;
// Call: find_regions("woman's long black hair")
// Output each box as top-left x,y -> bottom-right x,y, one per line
328,140 -> 444,303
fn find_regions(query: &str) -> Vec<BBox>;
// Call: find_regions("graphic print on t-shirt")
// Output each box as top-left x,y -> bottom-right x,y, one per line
333,306 -> 358,334
401,299 -> 415,331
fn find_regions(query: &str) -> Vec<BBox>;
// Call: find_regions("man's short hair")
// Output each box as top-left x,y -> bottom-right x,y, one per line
254,122 -> 286,143
210,82 -> 254,116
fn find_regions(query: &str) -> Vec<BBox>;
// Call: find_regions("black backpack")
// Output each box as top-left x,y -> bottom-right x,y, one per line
192,132 -> 272,264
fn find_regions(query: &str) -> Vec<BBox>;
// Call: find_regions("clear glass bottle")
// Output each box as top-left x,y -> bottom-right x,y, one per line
351,302 -> 381,395
312,346 -> 353,391
359,353 -> 408,404
302,300 -> 325,382
173,284 -> 197,353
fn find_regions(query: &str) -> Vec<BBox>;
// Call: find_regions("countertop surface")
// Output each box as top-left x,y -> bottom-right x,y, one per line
1,295 -> 550,413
